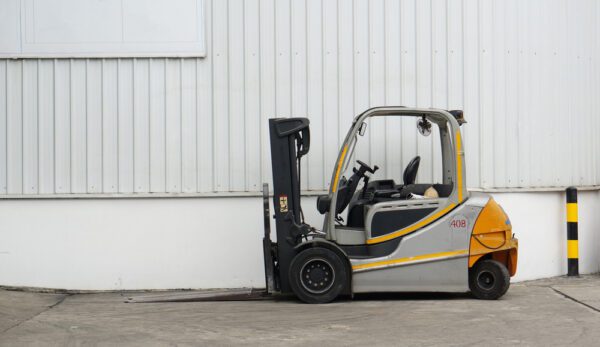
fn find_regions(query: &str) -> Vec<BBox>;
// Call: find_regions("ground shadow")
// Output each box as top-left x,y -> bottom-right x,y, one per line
269,291 -> 473,304
351,291 -> 472,301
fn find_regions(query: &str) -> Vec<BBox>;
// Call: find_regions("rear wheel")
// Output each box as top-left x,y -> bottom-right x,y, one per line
469,259 -> 510,300
289,247 -> 348,304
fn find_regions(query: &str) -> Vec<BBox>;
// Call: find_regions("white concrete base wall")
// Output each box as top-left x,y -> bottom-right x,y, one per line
1,191 -> 599,290
493,191 -> 600,281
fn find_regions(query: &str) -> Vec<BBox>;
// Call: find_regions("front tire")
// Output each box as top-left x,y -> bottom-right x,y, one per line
289,247 -> 348,304
469,259 -> 510,300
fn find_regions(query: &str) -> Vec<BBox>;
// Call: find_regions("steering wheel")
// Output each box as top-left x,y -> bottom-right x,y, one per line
403,156 -> 421,185
333,160 -> 378,215
356,160 -> 378,175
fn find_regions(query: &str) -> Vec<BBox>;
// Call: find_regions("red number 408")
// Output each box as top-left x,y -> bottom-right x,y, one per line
450,219 -> 467,228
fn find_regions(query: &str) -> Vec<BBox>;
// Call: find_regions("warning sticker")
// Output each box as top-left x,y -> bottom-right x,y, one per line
279,195 -> 288,213
449,215 -> 468,232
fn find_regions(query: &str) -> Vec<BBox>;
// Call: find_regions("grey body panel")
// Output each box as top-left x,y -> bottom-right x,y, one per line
334,227 -> 367,245
351,195 -> 489,293
353,257 -> 468,293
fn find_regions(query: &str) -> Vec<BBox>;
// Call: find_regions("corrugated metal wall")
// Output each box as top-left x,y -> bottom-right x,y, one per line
0,0 -> 599,196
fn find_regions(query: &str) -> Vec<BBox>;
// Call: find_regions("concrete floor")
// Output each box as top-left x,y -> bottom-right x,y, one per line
1,276 -> 600,346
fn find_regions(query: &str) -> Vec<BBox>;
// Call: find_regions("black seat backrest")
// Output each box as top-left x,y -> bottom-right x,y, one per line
403,156 -> 421,185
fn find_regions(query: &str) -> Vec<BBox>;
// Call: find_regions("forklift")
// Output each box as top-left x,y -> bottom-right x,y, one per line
262,107 -> 518,304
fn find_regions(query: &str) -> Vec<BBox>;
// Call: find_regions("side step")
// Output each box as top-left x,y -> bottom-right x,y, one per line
125,288 -> 271,303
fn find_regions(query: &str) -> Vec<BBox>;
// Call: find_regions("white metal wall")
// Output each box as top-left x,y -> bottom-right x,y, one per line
0,0 -> 599,196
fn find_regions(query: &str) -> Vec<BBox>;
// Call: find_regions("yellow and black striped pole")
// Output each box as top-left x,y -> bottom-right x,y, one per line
566,187 -> 579,276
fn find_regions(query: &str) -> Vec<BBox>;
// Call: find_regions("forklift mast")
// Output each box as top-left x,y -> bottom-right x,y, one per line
267,118 -> 311,293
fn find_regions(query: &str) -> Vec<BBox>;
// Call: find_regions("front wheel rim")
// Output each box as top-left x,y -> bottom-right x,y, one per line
300,258 -> 336,294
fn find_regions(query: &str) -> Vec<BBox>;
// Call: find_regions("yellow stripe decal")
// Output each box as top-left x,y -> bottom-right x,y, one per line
567,240 -> 579,259
567,203 -> 578,223
352,249 -> 468,271
455,130 -> 464,203
367,203 -> 457,244
332,145 -> 349,193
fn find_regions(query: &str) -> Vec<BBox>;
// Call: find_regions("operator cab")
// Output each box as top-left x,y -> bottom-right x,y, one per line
317,109 -> 466,247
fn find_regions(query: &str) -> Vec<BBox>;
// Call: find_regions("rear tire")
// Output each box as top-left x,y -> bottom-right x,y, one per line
289,247 -> 348,304
469,259 -> 510,300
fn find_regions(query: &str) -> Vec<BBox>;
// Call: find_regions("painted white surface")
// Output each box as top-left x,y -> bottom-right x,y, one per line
494,191 -> 600,281
0,0 -> 206,58
0,0 -> 599,196
0,197 -> 266,290
0,191 -> 598,290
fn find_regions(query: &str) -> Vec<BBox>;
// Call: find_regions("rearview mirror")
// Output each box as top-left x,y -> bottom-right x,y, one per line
417,117 -> 432,137
359,122 -> 367,136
